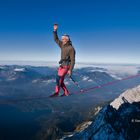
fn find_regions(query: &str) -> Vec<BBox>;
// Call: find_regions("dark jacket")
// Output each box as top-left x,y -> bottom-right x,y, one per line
53,31 -> 76,71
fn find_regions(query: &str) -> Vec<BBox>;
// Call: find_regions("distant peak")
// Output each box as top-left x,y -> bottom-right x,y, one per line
14,68 -> 26,72
110,85 -> 140,109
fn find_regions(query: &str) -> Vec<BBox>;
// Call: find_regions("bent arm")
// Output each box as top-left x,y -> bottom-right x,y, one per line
69,48 -> 76,72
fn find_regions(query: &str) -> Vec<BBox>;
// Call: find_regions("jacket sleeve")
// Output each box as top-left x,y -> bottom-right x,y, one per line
53,31 -> 62,48
69,47 -> 76,71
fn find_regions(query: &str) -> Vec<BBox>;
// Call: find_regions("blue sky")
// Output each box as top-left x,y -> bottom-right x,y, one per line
0,0 -> 140,64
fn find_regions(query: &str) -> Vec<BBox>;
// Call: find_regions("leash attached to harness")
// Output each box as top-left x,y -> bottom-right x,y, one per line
69,76 -> 84,92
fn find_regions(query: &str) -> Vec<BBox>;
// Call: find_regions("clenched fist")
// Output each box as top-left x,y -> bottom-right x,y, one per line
53,23 -> 58,31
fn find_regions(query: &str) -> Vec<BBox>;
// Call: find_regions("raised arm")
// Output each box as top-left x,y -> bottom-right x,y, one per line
53,24 -> 62,48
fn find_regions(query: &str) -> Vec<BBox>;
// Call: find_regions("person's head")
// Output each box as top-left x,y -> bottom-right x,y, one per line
61,34 -> 70,45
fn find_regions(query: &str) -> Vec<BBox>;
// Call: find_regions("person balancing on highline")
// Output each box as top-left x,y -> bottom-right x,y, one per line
50,24 -> 76,97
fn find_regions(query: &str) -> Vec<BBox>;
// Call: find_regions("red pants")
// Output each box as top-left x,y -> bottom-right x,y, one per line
55,65 -> 70,94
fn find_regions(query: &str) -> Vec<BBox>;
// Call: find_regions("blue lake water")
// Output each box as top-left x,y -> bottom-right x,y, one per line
0,104 -> 49,140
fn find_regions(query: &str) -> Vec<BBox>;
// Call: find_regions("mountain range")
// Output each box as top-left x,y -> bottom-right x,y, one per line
63,85 -> 140,140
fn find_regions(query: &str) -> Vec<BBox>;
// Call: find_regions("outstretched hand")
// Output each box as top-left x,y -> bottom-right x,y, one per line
53,23 -> 58,31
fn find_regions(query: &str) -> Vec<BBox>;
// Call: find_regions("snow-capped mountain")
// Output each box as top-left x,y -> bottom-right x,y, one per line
0,64 -> 140,140
63,85 -> 140,140
111,85 -> 140,109
0,65 -> 116,85
14,68 -> 26,72
0,65 -> 139,85
71,68 -> 116,89
0,65 -> 42,82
